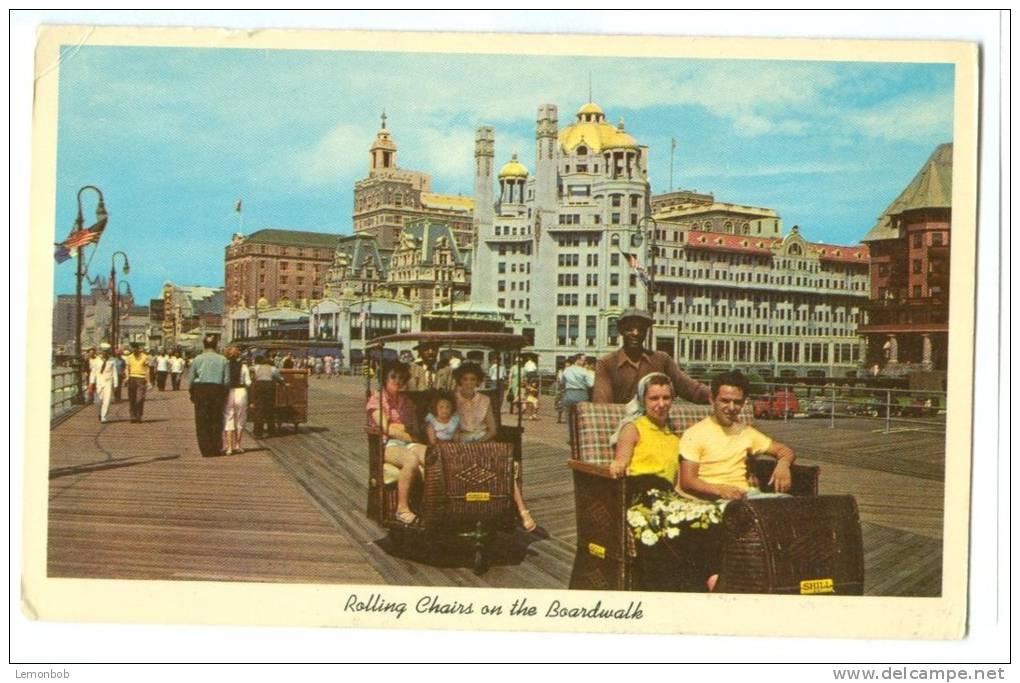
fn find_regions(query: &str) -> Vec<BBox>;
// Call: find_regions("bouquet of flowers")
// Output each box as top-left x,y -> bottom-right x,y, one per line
626,488 -> 724,547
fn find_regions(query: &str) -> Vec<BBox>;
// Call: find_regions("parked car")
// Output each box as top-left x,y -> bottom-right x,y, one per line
753,390 -> 800,419
846,400 -> 882,418
896,398 -> 939,418
805,398 -> 853,418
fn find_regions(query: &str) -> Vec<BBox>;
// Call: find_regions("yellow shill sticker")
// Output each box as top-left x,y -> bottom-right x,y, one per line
588,543 -> 606,559
800,578 -> 835,594
465,492 -> 491,502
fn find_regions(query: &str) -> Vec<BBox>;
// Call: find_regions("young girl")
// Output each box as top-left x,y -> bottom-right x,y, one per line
425,392 -> 460,444
453,362 -> 537,532
524,379 -> 540,421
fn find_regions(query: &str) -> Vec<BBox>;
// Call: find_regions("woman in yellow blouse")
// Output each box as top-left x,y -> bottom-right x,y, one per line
609,372 -> 680,485
609,372 -> 722,592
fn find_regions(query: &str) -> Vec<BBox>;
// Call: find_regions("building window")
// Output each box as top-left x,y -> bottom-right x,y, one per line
610,293 -> 619,307
611,213 -> 621,224
913,285 -> 922,298
610,253 -> 619,267
912,259 -> 922,274
498,263 -> 506,274
933,232 -> 944,246
281,261 -> 288,270
913,233 -> 923,248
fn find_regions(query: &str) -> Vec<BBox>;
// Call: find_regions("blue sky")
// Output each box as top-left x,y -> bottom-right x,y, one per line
53,45 -> 954,303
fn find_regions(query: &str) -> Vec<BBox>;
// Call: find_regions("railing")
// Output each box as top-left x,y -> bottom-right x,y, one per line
737,381 -> 947,434
51,366 -> 83,420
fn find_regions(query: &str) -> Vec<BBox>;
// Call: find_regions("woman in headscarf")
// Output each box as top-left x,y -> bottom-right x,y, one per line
609,372 -> 723,592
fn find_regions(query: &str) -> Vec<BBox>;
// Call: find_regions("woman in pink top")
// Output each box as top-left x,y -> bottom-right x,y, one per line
366,361 -> 427,526
453,363 -> 537,533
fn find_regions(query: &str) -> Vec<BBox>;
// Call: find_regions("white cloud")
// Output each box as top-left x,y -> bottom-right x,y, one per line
844,89 -> 954,142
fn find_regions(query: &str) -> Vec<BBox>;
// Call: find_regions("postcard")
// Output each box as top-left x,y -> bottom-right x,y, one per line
22,22 -> 979,642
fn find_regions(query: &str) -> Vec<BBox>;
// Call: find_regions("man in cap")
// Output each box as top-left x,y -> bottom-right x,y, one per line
89,342 -> 119,423
186,334 -> 229,456
592,307 -> 710,405
406,341 -> 455,392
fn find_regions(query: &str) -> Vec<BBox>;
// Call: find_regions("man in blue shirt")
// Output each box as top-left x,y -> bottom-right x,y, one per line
559,352 -> 595,447
187,334 -> 229,457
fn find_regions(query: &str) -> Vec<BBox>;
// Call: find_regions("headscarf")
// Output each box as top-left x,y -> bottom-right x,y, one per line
609,372 -> 674,446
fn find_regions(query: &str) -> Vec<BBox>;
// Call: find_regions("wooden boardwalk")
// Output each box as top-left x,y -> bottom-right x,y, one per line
47,375 -> 944,596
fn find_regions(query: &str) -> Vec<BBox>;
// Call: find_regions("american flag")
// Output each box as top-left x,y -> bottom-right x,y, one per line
63,228 -> 101,249
53,244 -> 72,264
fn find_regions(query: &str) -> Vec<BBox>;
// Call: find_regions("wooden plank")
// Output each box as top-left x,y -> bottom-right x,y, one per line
47,375 -> 946,597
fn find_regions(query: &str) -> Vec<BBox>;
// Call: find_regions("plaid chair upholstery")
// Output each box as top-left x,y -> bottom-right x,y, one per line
572,401 -> 754,464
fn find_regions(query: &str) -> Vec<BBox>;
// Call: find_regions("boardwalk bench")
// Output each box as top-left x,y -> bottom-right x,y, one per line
567,401 -> 864,594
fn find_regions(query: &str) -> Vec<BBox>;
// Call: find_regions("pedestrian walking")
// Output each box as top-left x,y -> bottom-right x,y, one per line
222,346 -> 252,455
186,335 -> 229,457
113,349 -> 126,403
89,343 -> 119,423
170,351 -> 186,390
251,354 -> 287,438
146,352 -> 157,385
323,354 -> 334,379
124,342 -> 149,422
85,348 -> 100,404
560,353 -> 595,446
156,351 -> 170,391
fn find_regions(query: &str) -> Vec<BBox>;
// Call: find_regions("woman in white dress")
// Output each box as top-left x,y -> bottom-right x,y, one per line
222,346 -> 252,455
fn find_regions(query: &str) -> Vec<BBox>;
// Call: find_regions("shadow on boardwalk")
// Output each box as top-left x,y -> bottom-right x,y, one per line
47,375 -> 943,596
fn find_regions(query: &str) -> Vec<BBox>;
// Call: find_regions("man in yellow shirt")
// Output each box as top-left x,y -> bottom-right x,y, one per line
679,370 -> 795,501
124,342 -> 150,423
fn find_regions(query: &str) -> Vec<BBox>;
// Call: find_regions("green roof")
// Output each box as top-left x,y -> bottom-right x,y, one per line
862,143 -> 953,243
243,229 -> 343,249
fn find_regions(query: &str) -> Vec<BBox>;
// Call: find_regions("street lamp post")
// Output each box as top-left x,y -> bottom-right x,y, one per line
117,280 -> 132,348
636,216 -> 658,317
109,251 -> 130,350
72,186 -> 108,403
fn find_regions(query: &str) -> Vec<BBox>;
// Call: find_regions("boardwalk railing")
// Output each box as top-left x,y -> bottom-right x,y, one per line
51,366 -> 83,421
743,382 -> 947,433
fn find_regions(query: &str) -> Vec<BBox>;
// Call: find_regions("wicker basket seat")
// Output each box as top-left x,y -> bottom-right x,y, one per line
567,400 -> 863,594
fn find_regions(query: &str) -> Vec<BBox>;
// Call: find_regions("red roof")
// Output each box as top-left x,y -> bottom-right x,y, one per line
683,230 -> 869,263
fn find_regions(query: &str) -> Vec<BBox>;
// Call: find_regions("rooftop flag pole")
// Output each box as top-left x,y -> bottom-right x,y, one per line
670,137 -> 677,192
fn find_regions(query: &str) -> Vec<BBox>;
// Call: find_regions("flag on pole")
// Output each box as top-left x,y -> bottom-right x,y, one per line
626,253 -> 639,269
235,198 -> 243,213
60,227 -> 102,251
53,244 -> 72,264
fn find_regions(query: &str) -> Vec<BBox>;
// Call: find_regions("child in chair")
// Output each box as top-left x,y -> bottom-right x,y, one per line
425,392 -> 460,444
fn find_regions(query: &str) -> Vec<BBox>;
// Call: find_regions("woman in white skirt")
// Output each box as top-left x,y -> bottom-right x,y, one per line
222,346 -> 252,455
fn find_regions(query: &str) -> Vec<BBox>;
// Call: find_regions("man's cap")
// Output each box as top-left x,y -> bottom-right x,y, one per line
414,341 -> 441,351
617,308 -> 654,326
99,342 -> 112,351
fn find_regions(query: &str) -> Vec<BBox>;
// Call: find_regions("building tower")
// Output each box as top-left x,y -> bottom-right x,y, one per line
369,111 -> 397,174
497,153 -> 528,212
530,104 -> 560,350
470,126 -> 496,306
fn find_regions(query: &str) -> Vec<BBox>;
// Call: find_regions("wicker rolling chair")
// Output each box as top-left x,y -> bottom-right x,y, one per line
567,401 -> 863,594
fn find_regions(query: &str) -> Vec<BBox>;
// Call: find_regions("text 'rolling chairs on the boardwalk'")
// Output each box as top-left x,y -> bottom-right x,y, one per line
567,401 -> 865,594
365,331 -> 528,574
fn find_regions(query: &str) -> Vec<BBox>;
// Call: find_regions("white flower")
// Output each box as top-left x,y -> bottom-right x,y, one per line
665,526 -> 680,539
640,529 -> 659,546
666,512 -> 683,525
627,510 -> 649,528
651,500 -> 665,513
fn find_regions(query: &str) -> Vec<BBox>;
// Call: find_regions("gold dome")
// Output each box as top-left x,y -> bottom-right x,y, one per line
558,116 -> 639,153
578,102 -> 604,116
498,153 -> 529,179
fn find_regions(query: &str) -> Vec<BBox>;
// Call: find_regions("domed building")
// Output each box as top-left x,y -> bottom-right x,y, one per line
470,101 -> 652,360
